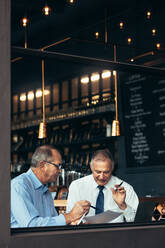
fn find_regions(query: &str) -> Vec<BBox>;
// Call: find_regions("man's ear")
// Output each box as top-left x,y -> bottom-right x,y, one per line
38,161 -> 45,168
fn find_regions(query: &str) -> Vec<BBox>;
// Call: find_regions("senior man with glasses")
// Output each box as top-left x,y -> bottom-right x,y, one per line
11,145 -> 90,228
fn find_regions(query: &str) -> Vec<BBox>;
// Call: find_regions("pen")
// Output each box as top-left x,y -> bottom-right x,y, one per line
115,181 -> 123,191
90,205 -> 99,210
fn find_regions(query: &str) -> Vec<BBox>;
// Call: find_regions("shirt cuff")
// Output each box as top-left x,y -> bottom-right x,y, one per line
122,204 -> 136,222
58,214 -> 66,225
123,204 -> 132,215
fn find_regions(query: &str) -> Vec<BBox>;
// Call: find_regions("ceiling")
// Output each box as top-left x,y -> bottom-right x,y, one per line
11,0 -> 165,93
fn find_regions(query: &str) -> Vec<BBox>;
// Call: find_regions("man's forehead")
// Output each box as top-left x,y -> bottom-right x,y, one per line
92,157 -> 112,167
93,155 -> 112,162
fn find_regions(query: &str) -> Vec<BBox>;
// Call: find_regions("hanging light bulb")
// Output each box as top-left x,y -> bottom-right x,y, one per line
67,0 -> 75,4
111,44 -> 120,137
112,120 -> 120,136
95,31 -> 99,39
42,5 -> 51,16
21,17 -> 28,27
119,21 -> 124,30
38,122 -> 47,139
156,43 -> 160,50
130,58 -> 134,62
146,11 -> 151,20
152,28 -> 156,36
38,56 -> 47,139
127,37 -> 132,45
21,17 -> 29,47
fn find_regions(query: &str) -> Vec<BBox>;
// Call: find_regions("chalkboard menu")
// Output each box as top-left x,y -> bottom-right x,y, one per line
121,72 -> 165,168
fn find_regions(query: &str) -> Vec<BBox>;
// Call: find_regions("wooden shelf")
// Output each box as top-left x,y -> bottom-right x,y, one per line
12,103 -> 114,131
139,196 -> 165,203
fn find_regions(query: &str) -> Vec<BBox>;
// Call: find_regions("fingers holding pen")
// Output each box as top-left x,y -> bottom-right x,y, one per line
115,185 -> 125,193
65,200 -> 91,224
115,182 -> 123,191
118,188 -> 126,194
110,182 -> 124,194
77,200 -> 91,214
111,189 -> 125,196
110,182 -> 127,210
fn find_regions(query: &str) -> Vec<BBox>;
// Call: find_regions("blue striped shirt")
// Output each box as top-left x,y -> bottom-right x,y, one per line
11,168 -> 66,228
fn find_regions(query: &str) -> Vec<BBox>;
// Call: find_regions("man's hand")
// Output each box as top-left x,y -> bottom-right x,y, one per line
110,184 -> 127,210
64,200 -> 90,224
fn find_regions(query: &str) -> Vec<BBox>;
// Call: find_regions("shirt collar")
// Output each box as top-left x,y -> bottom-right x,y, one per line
26,168 -> 49,193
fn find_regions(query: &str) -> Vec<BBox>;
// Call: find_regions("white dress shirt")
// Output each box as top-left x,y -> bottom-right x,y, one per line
66,174 -> 139,223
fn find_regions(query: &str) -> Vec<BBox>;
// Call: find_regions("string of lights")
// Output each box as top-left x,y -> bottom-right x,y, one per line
18,5 -> 162,65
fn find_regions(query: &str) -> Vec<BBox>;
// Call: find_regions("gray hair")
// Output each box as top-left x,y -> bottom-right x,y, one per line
90,149 -> 114,166
31,145 -> 57,168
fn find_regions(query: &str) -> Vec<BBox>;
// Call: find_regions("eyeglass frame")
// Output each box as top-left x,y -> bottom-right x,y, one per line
43,160 -> 64,170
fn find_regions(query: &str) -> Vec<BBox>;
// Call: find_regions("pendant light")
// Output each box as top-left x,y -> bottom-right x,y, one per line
38,52 -> 47,139
111,44 -> 120,136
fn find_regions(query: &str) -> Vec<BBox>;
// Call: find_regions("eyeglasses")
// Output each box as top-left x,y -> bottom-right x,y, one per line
43,160 -> 64,170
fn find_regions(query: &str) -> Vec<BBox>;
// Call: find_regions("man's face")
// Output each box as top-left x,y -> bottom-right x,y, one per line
90,158 -> 114,186
43,149 -> 62,183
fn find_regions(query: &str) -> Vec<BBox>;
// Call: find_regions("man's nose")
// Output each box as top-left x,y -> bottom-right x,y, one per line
99,173 -> 104,179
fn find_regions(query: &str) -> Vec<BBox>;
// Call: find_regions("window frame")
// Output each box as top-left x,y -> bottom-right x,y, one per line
5,0 -> 165,246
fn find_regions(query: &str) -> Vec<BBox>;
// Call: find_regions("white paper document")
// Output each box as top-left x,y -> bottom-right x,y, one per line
83,210 -> 122,224
77,213 -> 86,225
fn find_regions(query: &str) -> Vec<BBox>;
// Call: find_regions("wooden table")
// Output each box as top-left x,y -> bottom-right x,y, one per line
54,200 -> 67,207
